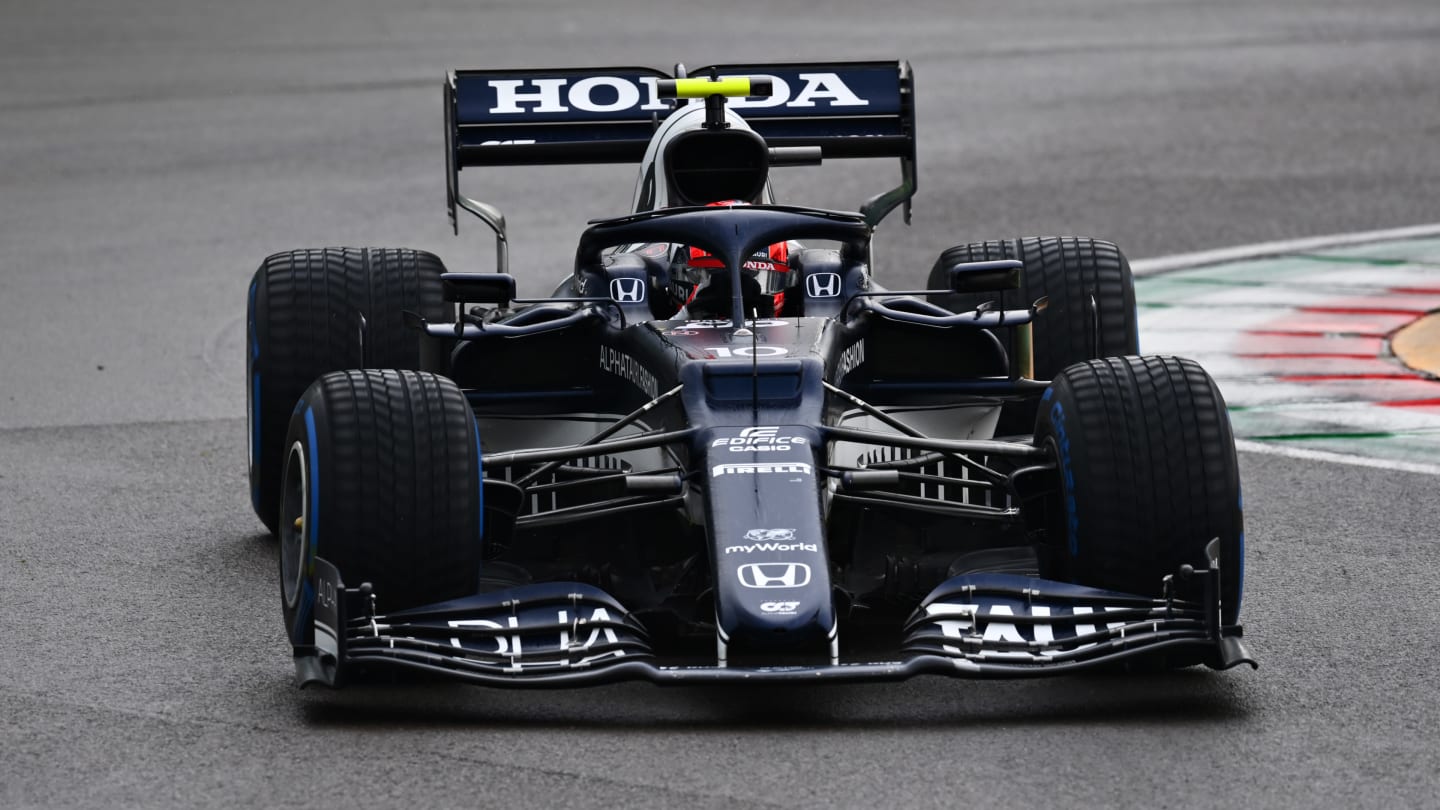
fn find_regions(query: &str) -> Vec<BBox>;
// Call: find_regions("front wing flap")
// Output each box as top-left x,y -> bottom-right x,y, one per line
904,574 -> 1254,675
294,558 -> 1254,688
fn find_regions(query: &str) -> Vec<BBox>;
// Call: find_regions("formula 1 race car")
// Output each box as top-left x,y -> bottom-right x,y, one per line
246,61 -> 1254,687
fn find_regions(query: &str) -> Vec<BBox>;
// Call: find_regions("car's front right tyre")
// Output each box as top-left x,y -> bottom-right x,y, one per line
248,247 -> 452,534
279,369 -> 484,644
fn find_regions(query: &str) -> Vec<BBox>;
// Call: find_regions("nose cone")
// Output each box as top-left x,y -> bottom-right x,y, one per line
723,588 -> 833,653
702,426 -> 835,660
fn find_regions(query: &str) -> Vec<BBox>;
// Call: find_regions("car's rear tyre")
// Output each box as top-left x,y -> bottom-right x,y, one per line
248,247 -> 452,533
1034,356 -> 1244,630
927,237 -> 1138,431
279,369 -> 483,642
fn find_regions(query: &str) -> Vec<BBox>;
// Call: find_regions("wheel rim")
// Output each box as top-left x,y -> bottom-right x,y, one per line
279,441 -> 308,609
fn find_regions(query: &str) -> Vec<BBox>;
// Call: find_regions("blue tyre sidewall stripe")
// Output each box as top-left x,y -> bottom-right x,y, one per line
306,406 -> 320,568
473,416 -> 485,543
1047,397 -> 1079,557
1235,487 -> 1245,620
288,405 -> 320,645
247,278 -> 261,513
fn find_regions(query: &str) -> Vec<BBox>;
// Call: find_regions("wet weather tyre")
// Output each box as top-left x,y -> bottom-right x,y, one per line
928,237 -> 1138,431
1034,356 -> 1244,628
928,237 -> 1138,374
278,369 -> 483,640
247,247 -> 452,534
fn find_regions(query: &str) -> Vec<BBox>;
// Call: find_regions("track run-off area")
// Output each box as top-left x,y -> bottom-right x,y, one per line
1135,225 -> 1440,475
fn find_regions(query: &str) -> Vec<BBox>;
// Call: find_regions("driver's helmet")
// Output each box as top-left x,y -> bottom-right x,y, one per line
674,200 -> 793,317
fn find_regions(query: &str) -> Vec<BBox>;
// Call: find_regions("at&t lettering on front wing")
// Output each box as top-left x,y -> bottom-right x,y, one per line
446,606 -> 626,671
923,602 -> 1138,657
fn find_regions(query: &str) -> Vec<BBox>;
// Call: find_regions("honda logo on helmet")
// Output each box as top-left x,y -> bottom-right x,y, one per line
610,277 -> 646,303
805,273 -> 841,298
737,562 -> 812,589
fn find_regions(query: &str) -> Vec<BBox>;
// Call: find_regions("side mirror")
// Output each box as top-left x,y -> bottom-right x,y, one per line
768,146 -> 823,167
947,259 -> 1022,293
441,273 -> 517,306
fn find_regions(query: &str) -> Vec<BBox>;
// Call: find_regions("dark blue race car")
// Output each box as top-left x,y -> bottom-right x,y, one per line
246,61 -> 1253,688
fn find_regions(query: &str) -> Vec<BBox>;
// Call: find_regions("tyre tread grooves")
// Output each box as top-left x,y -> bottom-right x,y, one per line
1035,355 -> 1243,625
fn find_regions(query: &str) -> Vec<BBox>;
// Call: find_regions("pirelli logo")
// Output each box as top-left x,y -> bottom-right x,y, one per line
711,462 -> 812,477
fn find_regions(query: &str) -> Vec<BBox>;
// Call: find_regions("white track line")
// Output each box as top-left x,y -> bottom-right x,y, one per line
1136,223 -> 1440,476
1233,439 -> 1440,476
1131,223 -> 1440,277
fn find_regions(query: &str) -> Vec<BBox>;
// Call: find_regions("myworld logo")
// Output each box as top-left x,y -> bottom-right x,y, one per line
725,541 -> 818,555
725,527 -> 818,555
485,73 -> 871,115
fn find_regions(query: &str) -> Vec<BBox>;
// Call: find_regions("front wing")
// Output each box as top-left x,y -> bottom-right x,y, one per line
295,558 -> 1255,688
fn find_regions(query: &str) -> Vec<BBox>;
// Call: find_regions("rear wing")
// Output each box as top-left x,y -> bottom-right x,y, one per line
445,60 -> 916,242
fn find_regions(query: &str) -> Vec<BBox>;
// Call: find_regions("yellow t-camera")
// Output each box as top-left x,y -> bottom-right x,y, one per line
656,77 -> 775,99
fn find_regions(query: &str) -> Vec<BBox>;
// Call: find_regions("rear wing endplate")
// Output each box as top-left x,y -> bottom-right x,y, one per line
445,60 -> 916,236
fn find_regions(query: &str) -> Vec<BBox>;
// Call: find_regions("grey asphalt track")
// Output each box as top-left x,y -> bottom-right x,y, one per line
3,1 -> 1440,807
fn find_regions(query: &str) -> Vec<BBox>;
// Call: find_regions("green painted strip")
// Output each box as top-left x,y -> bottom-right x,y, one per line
1266,435 -> 1440,467
1252,432 -> 1396,441
1148,257 -> 1340,284
1159,277 -> 1269,287
1308,237 -> 1440,263
1251,427 -> 1440,441
1292,254 -> 1410,266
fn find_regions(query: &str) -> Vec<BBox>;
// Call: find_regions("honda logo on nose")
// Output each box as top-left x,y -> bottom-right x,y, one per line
805,273 -> 841,298
610,277 -> 646,303
737,562 -> 812,589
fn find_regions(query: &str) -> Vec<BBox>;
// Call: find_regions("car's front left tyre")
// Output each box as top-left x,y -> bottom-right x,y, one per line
928,237 -> 1139,433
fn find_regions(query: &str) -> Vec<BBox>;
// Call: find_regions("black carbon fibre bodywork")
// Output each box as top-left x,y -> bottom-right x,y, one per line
285,205 -> 1252,684
277,62 -> 1253,687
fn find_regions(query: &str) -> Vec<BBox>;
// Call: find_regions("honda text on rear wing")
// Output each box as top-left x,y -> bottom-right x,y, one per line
444,61 -> 916,270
